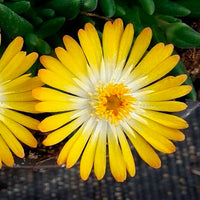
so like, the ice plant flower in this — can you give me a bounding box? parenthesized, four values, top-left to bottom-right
(0, 35, 43, 169)
(33, 18, 192, 182)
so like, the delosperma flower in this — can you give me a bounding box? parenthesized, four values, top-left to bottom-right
(0, 35, 43, 168)
(32, 18, 192, 182)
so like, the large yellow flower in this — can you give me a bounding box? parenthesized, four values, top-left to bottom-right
(0, 35, 43, 168)
(33, 18, 191, 182)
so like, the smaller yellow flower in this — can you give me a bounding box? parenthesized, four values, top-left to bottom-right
(33, 19, 191, 182)
(0, 35, 43, 168)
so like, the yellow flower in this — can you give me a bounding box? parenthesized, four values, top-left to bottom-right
(33, 18, 192, 182)
(0, 35, 43, 169)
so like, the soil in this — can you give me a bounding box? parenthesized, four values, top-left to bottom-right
(179, 20, 200, 100)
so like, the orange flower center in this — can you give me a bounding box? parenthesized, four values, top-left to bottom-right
(94, 83, 134, 124)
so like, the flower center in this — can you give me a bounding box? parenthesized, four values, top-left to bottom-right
(94, 83, 135, 124)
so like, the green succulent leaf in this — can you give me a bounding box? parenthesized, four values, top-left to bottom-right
(0, 3, 33, 38)
(154, 0, 191, 17)
(138, 0, 155, 15)
(99, 0, 116, 17)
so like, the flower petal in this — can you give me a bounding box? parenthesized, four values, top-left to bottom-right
(42, 117, 85, 145)
(80, 121, 103, 180)
(108, 126, 127, 182)
(1, 76, 44, 93)
(40, 55, 75, 79)
(134, 101, 187, 112)
(122, 121, 161, 168)
(39, 110, 80, 132)
(0, 135, 14, 167)
(103, 19, 123, 79)
(0, 114, 37, 148)
(138, 74, 187, 93)
(1, 91, 35, 101)
(129, 55, 180, 91)
(130, 43, 165, 80)
(131, 113, 185, 141)
(0, 101, 39, 113)
(57, 127, 83, 166)
(135, 108, 188, 129)
(113, 23, 134, 80)
(37, 69, 81, 96)
(131, 43, 174, 80)
(129, 116, 176, 154)
(115, 126, 136, 177)
(66, 117, 96, 168)
(78, 23, 102, 71)
(0, 37, 23, 72)
(0, 51, 26, 82)
(0, 121, 24, 158)
(0, 107, 39, 130)
(94, 122, 107, 180)
(55, 47, 87, 78)
(124, 27, 152, 71)
(137, 85, 192, 101)
(63, 35, 88, 72)
(35, 101, 77, 112)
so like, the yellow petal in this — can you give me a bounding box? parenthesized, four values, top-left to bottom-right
(0, 74, 30, 92)
(33, 87, 85, 105)
(0, 121, 24, 158)
(37, 69, 80, 95)
(139, 74, 187, 93)
(0, 158, 2, 169)
(129, 55, 180, 91)
(55, 47, 87, 78)
(63, 35, 88, 72)
(122, 122, 161, 168)
(131, 43, 174, 80)
(129, 117, 176, 153)
(0, 114, 37, 148)
(32, 87, 71, 101)
(0, 135, 14, 167)
(0, 101, 39, 113)
(138, 85, 192, 101)
(39, 110, 79, 132)
(35, 101, 77, 112)
(116, 23, 134, 69)
(1, 75, 43, 93)
(80, 121, 102, 180)
(132, 113, 185, 141)
(1, 91, 35, 101)
(0, 107, 39, 130)
(42, 117, 84, 146)
(0, 51, 26, 82)
(113, 23, 134, 80)
(134, 101, 187, 112)
(94, 122, 107, 180)
(116, 127, 135, 177)
(78, 24, 102, 71)
(40, 55, 75, 80)
(136, 108, 188, 129)
(14, 77, 43, 93)
(130, 43, 165, 79)
(0, 37, 23, 72)
(1, 52, 38, 81)
(108, 129, 127, 182)
(11, 52, 38, 80)
(124, 27, 152, 71)
(66, 118, 96, 168)
(57, 128, 82, 166)
(103, 19, 123, 72)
